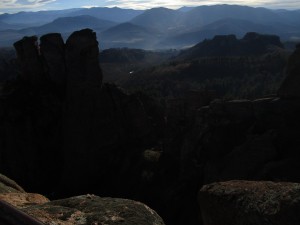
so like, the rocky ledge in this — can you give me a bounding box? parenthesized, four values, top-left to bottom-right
(199, 180, 300, 225)
(0, 173, 165, 225)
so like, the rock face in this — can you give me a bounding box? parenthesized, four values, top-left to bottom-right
(13, 36, 44, 85)
(0, 173, 49, 209)
(0, 29, 164, 200)
(40, 33, 66, 86)
(0, 173, 25, 193)
(278, 44, 300, 98)
(0, 174, 165, 225)
(155, 47, 300, 224)
(1, 30, 300, 225)
(198, 180, 300, 225)
(24, 195, 165, 225)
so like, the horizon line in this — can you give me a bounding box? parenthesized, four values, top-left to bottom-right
(1, 4, 299, 15)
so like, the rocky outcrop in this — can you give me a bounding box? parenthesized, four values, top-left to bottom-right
(13, 36, 44, 85)
(24, 195, 165, 225)
(0, 174, 165, 225)
(198, 180, 300, 225)
(278, 44, 300, 98)
(0, 173, 25, 193)
(1, 30, 299, 225)
(0, 173, 49, 209)
(0, 29, 164, 201)
(40, 33, 66, 86)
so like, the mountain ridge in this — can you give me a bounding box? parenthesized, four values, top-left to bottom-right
(0, 5, 299, 48)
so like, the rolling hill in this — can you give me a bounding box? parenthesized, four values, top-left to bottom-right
(100, 22, 159, 49)
(68, 7, 144, 23)
(0, 15, 116, 46)
(27, 15, 116, 34)
(131, 7, 183, 32)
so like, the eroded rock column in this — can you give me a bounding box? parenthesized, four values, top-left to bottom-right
(40, 33, 66, 86)
(61, 29, 104, 194)
(13, 36, 44, 85)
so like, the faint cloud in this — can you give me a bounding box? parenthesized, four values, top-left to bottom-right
(0, 0, 56, 9)
(81, 5, 99, 8)
(103, 0, 300, 9)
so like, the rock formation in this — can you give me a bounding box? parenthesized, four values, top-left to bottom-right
(0, 29, 164, 203)
(199, 180, 300, 225)
(13, 36, 44, 85)
(1, 29, 300, 225)
(0, 173, 165, 225)
(40, 33, 66, 86)
(24, 195, 165, 225)
(0, 173, 25, 193)
(277, 44, 300, 98)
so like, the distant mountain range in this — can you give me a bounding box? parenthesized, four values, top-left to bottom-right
(177, 32, 284, 60)
(0, 5, 300, 49)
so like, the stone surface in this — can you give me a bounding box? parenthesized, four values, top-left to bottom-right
(40, 33, 66, 86)
(65, 28, 102, 87)
(0, 173, 165, 225)
(0, 173, 25, 193)
(198, 180, 300, 225)
(278, 44, 300, 98)
(0, 193, 49, 208)
(23, 195, 165, 225)
(13, 36, 44, 85)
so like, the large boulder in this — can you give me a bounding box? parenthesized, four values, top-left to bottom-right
(0, 173, 165, 225)
(198, 180, 300, 225)
(23, 195, 165, 225)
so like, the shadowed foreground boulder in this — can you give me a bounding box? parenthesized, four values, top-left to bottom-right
(23, 195, 165, 225)
(0, 174, 165, 225)
(198, 180, 300, 225)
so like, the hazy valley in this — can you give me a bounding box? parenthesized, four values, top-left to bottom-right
(1, 5, 300, 49)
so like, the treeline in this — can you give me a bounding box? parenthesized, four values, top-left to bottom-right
(121, 53, 288, 100)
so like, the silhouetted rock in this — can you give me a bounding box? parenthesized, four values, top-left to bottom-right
(241, 32, 283, 53)
(65, 28, 102, 86)
(178, 32, 283, 59)
(199, 180, 300, 225)
(278, 44, 300, 98)
(0, 29, 164, 202)
(61, 29, 104, 192)
(40, 33, 66, 86)
(3, 29, 298, 225)
(13, 36, 44, 85)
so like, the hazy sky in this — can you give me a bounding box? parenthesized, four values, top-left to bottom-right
(1, 0, 300, 14)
